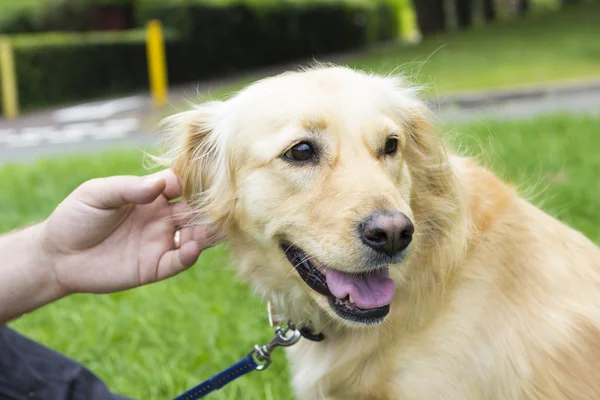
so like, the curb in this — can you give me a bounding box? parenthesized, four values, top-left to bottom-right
(429, 78, 600, 109)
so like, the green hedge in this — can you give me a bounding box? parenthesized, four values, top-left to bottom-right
(2, 30, 178, 110)
(1, 1, 398, 111)
(138, 1, 397, 79)
(0, 0, 135, 34)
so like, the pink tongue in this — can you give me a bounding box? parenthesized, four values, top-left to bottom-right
(325, 268, 396, 309)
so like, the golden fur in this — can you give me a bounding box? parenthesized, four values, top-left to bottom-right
(156, 65, 600, 399)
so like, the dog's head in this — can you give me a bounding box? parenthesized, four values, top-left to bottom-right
(161, 66, 462, 332)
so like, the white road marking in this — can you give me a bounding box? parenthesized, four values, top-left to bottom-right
(22, 126, 58, 136)
(51, 122, 99, 143)
(0, 128, 17, 137)
(0, 118, 141, 147)
(0, 133, 20, 144)
(52, 96, 145, 123)
(0, 131, 17, 143)
(8, 132, 44, 147)
(48, 134, 85, 144)
(103, 118, 140, 131)
(94, 131, 128, 140)
(97, 118, 140, 138)
(63, 122, 99, 131)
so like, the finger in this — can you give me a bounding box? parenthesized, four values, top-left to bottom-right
(169, 200, 224, 246)
(79, 175, 167, 209)
(150, 169, 183, 201)
(199, 224, 225, 248)
(156, 241, 202, 279)
(180, 222, 224, 250)
(169, 200, 199, 227)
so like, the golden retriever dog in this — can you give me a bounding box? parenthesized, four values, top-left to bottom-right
(156, 65, 600, 399)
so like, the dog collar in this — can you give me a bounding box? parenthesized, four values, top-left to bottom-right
(268, 301, 325, 342)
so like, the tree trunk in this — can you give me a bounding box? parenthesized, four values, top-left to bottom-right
(414, 0, 447, 34)
(455, 0, 473, 28)
(517, 0, 530, 14)
(483, 0, 496, 21)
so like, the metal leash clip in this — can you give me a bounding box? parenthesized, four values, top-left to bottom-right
(247, 322, 302, 371)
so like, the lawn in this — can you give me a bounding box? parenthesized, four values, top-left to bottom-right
(2, 1, 599, 398)
(334, 2, 597, 94)
(348, 1, 600, 94)
(3, 112, 600, 399)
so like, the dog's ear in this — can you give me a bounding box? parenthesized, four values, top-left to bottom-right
(404, 107, 449, 184)
(158, 101, 235, 226)
(380, 75, 466, 265)
(377, 75, 450, 189)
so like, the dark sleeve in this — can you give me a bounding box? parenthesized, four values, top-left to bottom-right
(0, 326, 135, 400)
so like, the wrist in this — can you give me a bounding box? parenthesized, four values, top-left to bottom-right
(0, 221, 68, 324)
(33, 220, 69, 295)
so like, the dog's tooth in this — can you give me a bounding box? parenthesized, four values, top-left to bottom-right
(349, 295, 355, 304)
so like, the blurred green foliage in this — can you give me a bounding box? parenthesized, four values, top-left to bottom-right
(0, 0, 397, 111)
(0, 0, 396, 34)
(3, 29, 180, 110)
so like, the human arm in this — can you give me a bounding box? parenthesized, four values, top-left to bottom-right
(0, 170, 221, 325)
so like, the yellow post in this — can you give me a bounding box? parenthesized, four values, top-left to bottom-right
(397, 0, 420, 42)
(146, 19, 168, 108)
(0, 37, 19, 120)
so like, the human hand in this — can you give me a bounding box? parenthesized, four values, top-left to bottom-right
(40, 169, 222, 295)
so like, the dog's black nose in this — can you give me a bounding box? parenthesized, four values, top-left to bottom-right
(358, 211, 414, 257)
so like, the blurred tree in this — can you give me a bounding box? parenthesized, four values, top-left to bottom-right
(414, 0, 446, 33)
(444, 0, 496, 30)
(561, 0, 582, 5)
(415, 0, 496, 35)
(456, 0, 473, 28)
(517, 0, 530, 14)
(483, 0, 496, 22)
(37, 0, 134, 31)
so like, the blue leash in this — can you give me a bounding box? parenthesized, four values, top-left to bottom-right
(173, 324, 303, 400)
(173, 356, 258, 400)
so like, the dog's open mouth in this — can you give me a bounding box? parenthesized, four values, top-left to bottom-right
(281, 243, 395, 324)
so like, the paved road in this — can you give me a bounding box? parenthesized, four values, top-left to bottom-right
(0, 132, 160, 164)
(0, 94, 160, 164)
(435, 86, 600, 122)
(1, 84, 599, 164)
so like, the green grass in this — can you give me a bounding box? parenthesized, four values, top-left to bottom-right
(246, 1, 600, 96)
(4, 113, 600, 399)
(444, 114, 600, 241)
(349, 1, 600, 94)
(1, 151, 289, 400)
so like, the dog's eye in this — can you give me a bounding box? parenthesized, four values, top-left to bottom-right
(283, 142, 317, 162)
(384, 138, 398, 155)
